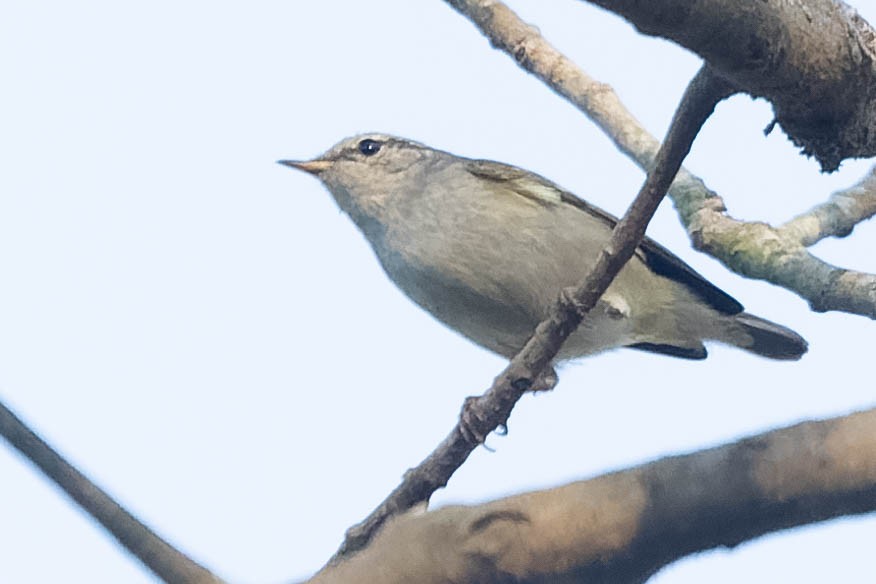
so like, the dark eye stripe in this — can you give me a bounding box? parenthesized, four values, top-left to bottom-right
(358, 138, 382, 156)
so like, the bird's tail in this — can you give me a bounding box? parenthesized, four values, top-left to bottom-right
(724, 312, 808, 360)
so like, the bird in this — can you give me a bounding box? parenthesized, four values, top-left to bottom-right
(279, 133, 807, 365)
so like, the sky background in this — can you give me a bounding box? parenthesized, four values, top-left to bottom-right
(1, 1, 875, 582)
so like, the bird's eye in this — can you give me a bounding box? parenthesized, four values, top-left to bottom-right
(358, 138, 382, 156)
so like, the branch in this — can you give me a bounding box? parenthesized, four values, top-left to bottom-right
(0, 398, 224, 584)
(584, 0, 876, 172)
(780, 165, 876, 246)
(444, 0, 876, 318)
(687, 177, 876, 316)
(308, 407, 876, 584)
(329, 66, 735, 562)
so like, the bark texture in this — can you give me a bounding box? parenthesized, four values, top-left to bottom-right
(586, 0, 876, 171)
(0, 401, 224, 584)
(310, 409, 876, 584)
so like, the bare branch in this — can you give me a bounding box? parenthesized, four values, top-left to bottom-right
(0, 398, 225, 584)
(444, 0, 664, 171)
(780, 165, 876, 246)
(690, 196, 876, 316)
(583, 0, 876, 171)
(444, 0, 876, 319)
(330, 66, 735, 562)
(310, 407, 876, 584)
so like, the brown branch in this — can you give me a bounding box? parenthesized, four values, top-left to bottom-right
(584, 0, 876, 172)
(445, 0, 665, 172)
(308, 407, 876, 584)
(329, 65, 735, 562)
(444, 0, 876, 319)
(0, 398, 224, 584)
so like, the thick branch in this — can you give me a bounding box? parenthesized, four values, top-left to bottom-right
(584, 0, 876, 171)
(0, 399, 224, 584)
(309, 407, 876, 584)
(330, 66, 734, 562)
(444, 0, 876, 318)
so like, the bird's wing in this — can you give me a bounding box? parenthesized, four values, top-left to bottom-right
(465, 159, 743, 315)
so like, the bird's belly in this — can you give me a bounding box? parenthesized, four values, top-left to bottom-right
(394, 267, 536, 357)
(376, 244, 635, 359)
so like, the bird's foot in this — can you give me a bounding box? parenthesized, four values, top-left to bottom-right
(530, 366, 558, 393)
(459, 396, 497, 446)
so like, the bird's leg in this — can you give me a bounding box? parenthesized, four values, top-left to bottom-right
(459, 395, 493, 446)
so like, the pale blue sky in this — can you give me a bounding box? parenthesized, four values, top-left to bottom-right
(1, 2, 875, 582)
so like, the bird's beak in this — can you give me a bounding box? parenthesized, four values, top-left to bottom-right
(277, 159, 332, 175)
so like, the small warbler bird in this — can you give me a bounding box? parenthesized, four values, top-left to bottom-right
(280, 134, 807, 363)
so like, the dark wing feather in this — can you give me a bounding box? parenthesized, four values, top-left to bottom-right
(465, 159, 744, 316)
(627, 342, 708, 360)
(558, 190, 743, 315)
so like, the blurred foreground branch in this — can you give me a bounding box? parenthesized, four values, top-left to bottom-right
(0, 399, 224, 584)
(5, 398, 876, 584)
(311, 407, 876, 584)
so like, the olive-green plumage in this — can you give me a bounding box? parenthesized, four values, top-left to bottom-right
(281, 134, 807, 362)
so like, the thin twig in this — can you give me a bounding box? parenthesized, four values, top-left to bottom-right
(0, 398, 224, 584)
(779, 165, 876, 246)
(310, 407, 876, 584)
(328, 65, 736, 563)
